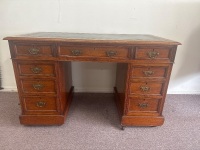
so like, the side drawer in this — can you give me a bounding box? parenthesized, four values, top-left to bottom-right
(130, 65, 168, 79)
(17, 61, 56, 76)
(129, 82, 164, 96)
(20, 79, 57, 94)
(58, 45, 129, 60)
(134, 47, 170, 60)
(21, 96, 60, 115)
(13, 42, 55, 58)
(127, 97, 161, 116)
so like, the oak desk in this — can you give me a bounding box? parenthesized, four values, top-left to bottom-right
(4, 32, 180, 128)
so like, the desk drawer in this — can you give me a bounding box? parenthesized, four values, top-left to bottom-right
(129, 82, 164, 96)
(22, 96, 59, 115)
(59, 46, 129, 59)
(134, 47, 170, 60)
(127, 97, 160, 116)
(20, 79, 57, 94)
(14, 42, 54, 58)
(17, 61, 56, 76)
(131, 65, 168, 79)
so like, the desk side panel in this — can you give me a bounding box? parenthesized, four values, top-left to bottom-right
(115, 63, 128, 117)
(58, 61, 73, 115)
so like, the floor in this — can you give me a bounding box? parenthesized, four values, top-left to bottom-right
(0, 92, 200, 150)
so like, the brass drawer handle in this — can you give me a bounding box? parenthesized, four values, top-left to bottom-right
(33, 83, 44, 90)
(71, 50, 81, 56)
(138, 103, 148, 108)
(36, 101, 46, 107)
(143, 70, 154, 76)
(106, 51, 117, 57)
(147, 51, 159, 59)
(31, 67, 42, 74)
(28, 48, 40, 55)
(140, 86, 150, 92)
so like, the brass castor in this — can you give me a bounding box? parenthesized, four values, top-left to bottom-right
(121, 126, 125, 130)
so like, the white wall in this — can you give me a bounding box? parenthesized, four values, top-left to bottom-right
(0, 0, 200, 94)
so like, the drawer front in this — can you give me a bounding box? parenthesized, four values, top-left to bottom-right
(22, 96, 59, 115)
(131, 66, 168, 78)
(17, 62, 55, 76)
(127, 97, 160, 116)
(14, 43, 54, 57)
(129, 82, 164, 96)
(20, 79, 57, 94)
(59, 46, 129, 59)
(135, 47, 170, 60)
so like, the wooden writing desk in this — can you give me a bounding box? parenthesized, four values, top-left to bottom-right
(4, 32, 180, 128)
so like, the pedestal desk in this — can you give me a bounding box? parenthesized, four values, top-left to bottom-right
(4, 32, 180, 128)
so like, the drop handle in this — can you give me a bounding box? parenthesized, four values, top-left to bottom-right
(28, 48, 40, 55)
(138, 103, 148, 108)
(147, 51, 159, 59)
(143, 70, 154, 76)
(140, 86, 150, 92)
(71, 50, 81, 56)
(36, 101, 46, 108)
(31, 67, 42, 74)
(32, 83, 44, 90)
(106, 51, 117, 57)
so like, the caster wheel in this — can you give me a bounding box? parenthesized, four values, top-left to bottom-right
(121, 126, 125, 130)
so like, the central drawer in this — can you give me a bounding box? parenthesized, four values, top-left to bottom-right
(20, 79, 57, 94)
(58, 45, 129, 60)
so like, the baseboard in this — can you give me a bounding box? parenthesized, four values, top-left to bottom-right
(1, 86, 200, 94)
(73, 87, 200, 94)
(0, 87, 17, 92)
(74, 87, 114, 93)
(167, 90, 200, 94)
